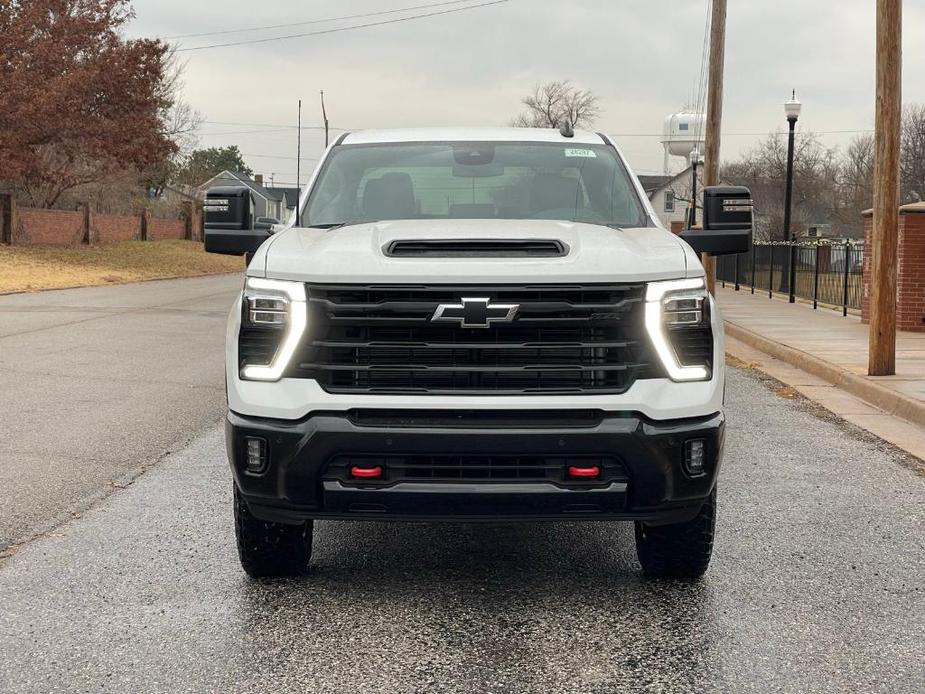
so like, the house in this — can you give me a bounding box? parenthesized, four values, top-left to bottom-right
(266, 187, 301, 222)
(637, 166, 703, 233)
(198, 171, 287, 221)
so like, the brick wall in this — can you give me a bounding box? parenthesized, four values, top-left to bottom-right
(16, 208, 84, 245)
(862, 203, 925, 332)
(0, 199, 193, 246)
(95, 213, 140, 243)
(897, 206, 925, 331)
(147, 217, 185, 241)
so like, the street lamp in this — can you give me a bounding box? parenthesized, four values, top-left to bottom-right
(783, 90, 802, 302)
(689, 149, 703, 228)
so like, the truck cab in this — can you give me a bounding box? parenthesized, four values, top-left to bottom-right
(206, 127, 752, 579)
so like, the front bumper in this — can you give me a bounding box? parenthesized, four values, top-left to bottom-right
(227, 410, 724, 524)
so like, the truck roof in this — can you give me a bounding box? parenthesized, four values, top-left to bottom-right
(340, 127, 606, 146)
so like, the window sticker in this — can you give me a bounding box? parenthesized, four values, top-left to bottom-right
(564, 148, 597, 158)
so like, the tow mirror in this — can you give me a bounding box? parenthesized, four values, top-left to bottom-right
(679, 186, 753, 256)
(203, 186, 271, 256)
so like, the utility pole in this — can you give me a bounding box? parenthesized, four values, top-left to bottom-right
(702, 0, 727, 295)
(869, 0, 902, 376)
(296, 99, 302, 198)
(320, 90, 330, 148)
(689, 149, 703, 228)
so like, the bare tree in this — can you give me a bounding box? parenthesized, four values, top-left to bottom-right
(901, 103, 925, 202)
(838, 133, 874, 227)
(145, 47, 203, 196)
(511, 81, 600, 130)
(722, 133, 842, 240)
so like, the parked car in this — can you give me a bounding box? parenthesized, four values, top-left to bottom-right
(204, 127, 752, 579)
(253, 216, 279, 231)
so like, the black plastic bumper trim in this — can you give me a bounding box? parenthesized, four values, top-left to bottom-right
(226, 409, 724, 523)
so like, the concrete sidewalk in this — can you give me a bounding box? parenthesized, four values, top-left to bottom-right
(716, 286, 925, 458)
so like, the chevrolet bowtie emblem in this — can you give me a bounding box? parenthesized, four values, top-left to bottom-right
(431, 297, 519, 329)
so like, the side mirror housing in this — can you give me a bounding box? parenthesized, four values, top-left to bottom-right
(203, 186, 270, 256)
(679, 186, 753, 256)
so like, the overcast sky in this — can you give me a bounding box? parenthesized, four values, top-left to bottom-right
(129, 0, 925, 187)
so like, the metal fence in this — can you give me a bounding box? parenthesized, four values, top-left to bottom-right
(716, 241, 865, 316)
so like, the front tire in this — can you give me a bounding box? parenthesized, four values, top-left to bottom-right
(635, 490, 716, 579)
(234, 486, 313, 578)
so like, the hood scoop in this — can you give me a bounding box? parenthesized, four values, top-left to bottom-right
(384, 238, 569, 258)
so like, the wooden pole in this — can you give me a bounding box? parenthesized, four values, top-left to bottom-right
(702, 0, 727, 295)
(869, 0, 902, 376)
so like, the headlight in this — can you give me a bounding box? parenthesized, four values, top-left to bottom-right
(239, 277, 307, 382)
(644, 278, 712, 382)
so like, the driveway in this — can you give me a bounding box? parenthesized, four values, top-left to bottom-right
(0, 367, 921, 693)
(0, 275, 242, 551)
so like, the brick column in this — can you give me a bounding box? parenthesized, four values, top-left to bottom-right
(139, 208, 150, 241)
(897, 203, 925, 331)
(78, 202, 94, 245)
(862, 210, 872, 323)
(862, 202, 925, 332)
(182, 200, 203, 241)
(0, 193, 13, 244)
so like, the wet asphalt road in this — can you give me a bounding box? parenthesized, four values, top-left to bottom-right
(0, 275, 242, 551)
(0, 369, 922, 693)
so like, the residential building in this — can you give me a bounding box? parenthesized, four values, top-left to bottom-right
(637, 166, 703, 232)
(198, 171, 287, 221)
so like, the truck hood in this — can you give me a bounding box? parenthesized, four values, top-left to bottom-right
(255, 219, 698, 284)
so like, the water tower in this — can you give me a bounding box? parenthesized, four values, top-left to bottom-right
(661, 111, 706, 173)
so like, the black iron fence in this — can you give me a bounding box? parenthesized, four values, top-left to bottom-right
(716, 241, 865, 316)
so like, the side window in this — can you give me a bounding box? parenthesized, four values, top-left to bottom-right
(665, 190, 675, 213)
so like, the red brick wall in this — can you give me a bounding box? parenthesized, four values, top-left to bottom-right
(147, 218, 185, 241)
(862, 213, 872, 323)
(95, 213, 140, 243)
(897, 208, 925, 331)
(16, 208, 84, 245)
(862, 204, 925, 332)
(7, 204, 188, 246)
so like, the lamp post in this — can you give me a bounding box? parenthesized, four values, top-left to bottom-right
(689, 149, 703, 228)
(783, 91, 802, 302)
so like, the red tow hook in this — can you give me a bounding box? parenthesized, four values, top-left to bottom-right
(350, 466, 384, 480)
(567, 465, 601, 479)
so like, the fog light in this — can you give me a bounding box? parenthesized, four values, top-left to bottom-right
(244, 437, 268, 474)
(684, 439, 706, 477)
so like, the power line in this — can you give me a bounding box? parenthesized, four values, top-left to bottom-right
(175, 0, 510, 52)
(243, 152, 320, 162)
(201, 120, 348, 131)
(198, 128, 293, 137)
(164, 0, 481, 39)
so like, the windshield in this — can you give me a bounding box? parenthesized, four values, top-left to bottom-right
(302, 141, 649, 228)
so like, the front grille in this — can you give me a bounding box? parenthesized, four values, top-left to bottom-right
(325, 454, 628, 486)
(289, 284, 657, 394)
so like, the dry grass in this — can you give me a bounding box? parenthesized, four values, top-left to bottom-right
(0, 240, 244, 293)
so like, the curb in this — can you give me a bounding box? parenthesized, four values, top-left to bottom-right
(724, 321, 925, 429)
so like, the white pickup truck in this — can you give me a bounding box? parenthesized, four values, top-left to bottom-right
(204, 127, 752, 579)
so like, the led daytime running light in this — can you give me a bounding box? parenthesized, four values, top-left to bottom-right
(644, 278, 710, 382)
(240, 278, 307, 382)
